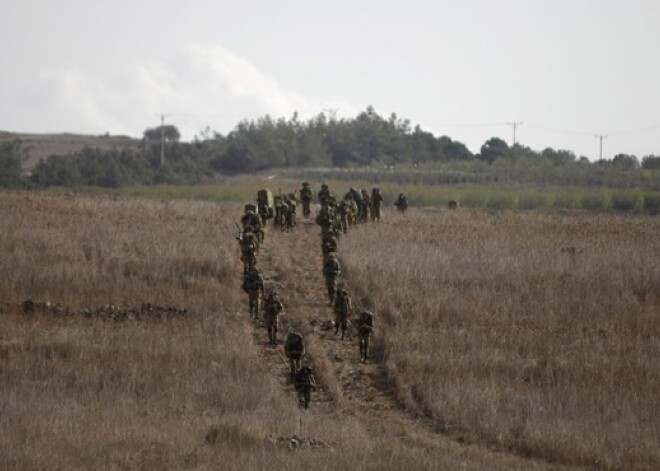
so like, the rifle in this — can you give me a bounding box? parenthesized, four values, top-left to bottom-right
(234, 220, 243, 241)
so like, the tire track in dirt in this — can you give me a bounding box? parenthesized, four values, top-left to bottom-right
(248, 215, 570, 469)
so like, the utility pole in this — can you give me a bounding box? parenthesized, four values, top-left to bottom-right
(154, 113, 170, 166)
(507, 121, 523, 146)
(594, 134, 608, 160)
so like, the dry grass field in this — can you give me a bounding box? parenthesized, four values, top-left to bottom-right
(340, 209, 660, 470)
(1, 188, 658, 470)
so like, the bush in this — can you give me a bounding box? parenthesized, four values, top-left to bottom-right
(611, 191, 643, 211)
(516, 192, 551, 210)
(553, 192, 581, 210)
(643, 192, 660, 212)
(580, 192, 611, 211)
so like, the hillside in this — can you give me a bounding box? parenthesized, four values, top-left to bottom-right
(0, 130, 140, 171)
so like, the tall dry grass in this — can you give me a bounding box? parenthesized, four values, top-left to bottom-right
(1, 190, 562, 470)
(340, 208, 660, 470)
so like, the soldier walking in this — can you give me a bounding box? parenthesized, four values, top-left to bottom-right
(242, 265, 264, 319)
(357, 310, 375, 363)
(322, 252, 341, 303)
(294, 366, 316, 409)
(333, 287, 353, 340)
(263, 290, 284, 345)
(284, 331, 305, 374)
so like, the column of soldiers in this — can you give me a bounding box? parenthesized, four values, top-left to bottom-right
(237, 184, 407, 409)
(237, 192, 317, 409)
(316, 183, 376, 362)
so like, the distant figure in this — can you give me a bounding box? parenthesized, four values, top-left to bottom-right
(294, 366, 316, 409)
(300, 182, 313, 217)
(263, 290, 284, 345)
(357, 310, 375, 363)
(333, 287, 353, 340)
(394, 193, 408, 213)
(371, 187, 383, 222)
(448, 200, 460, 210)
(242, 265, 264, 319)
(322, 252, 341, 303)
(284, 331, 305, 374)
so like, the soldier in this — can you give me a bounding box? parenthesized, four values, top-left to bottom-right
(317, 184, 332, 207)
(316, 205, 335, 237)
(333, 287, 353, 340)
(294, 366, 316, 409)
(321, 234, 338, 257)
(300, 182, 313, 217)
(242, 265, 264, 319)
(239, 227, 259, 275)
(360, 189, 370, 223)
(285, 195, 297, 231)
(274, 195, 284, 228)
(242, 208, 265, 243)
(284, 331, 305, 374)
(395, 193, 408, 213)
(263, 290, 284, 345)
(322, 252, 341, 303)
(371, 187, 383, 222)
(357, 310, 375, 363)
(336, 200, 349, 234)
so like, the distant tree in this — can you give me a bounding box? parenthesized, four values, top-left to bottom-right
(541, 147, 576, 166)
(612, 153, 640, 170)
(642, 155, 660, 170)
(0, 140, 23, 187)
(143, 125, 181, 144)
(478, 137, 509, 164)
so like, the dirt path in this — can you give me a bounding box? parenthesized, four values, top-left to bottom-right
(249, 215, 571, 469)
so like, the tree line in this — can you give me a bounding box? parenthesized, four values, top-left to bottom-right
(2, 106, 659, 188)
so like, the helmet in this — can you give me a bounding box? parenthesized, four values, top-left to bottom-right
(302, 181, 310, 187)
(321, 184, 328, 189)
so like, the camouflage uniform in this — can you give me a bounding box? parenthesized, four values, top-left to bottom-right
(242, 266, 264, 319)
(300, 183, 313, 217)
(336, 200, 349, 234)
(322, 253, 341, 303)
(284, 331, 305, 374)
(395, 193, 408, 213)
(285, 196, 296, 231)
(263, 292, 284, 345)
(348, 188, 362, 222)
(333, 288, 352, 340)
(239, 228, 259, 274)
(360, 190, 371, 223)
(294, 366, 316, 409)
(274, 195, 284, 228)
(321, 234, 338, 257)
(316, 206, 335, 238)
(242, 210, 265, 243)
(371, 188, 383, 222)
(357, 310, 374, 362)
(317, 184, 332, 207)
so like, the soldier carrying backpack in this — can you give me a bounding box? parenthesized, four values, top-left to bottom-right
(263, 290, 284, 345)
(357, 310, 375, 363)
(284, 331, 305, 374)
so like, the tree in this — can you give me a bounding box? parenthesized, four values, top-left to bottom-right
(642, 155, 660, 170)
(478, 137, 509, 164)
(0, 140, 23, 187)
(612, 153, 640, 170)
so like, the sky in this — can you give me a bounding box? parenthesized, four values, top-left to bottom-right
(1, 0, 659, 160)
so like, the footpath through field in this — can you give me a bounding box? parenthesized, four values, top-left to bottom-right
(251, 213, 571, 470)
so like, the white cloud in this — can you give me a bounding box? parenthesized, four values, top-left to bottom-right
(1, 43, 358, 140)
